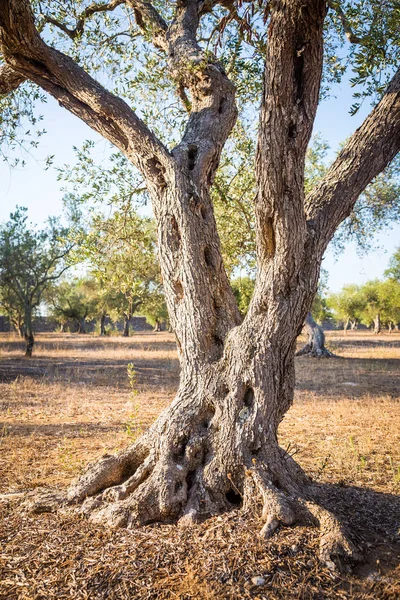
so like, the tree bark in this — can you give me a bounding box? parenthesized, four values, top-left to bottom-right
(24, 305, 34, 357)
(373, 314, 381, 335)
(78, 318, 87, 334)
(350, 320, 357, 330)
(100, 313, 106, 336)
(123, 314, 130, 337)
(296, 313, 334, 358)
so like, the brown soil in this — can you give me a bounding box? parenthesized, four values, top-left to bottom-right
(0, 331, 399, 599)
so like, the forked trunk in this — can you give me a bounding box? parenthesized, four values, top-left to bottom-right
(350, 320, 357, 330)
(296, 313, 334, 358)
(388, 321, 393, 334)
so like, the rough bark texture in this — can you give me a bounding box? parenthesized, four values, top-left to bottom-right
(296, 313, 334, 358)
(2, 0, 400, 572)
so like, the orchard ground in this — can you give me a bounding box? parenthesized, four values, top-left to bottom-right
(0, 330, 399, 599)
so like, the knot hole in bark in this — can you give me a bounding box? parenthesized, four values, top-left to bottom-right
(146, 156, 166, 186)
(197, 203, 207, 220)
(218, 97, 226, 114)
(204, 246, 214, 267)
(225, 489, 242, 506)
(167, 215, 181, 255)
(288, 122, 297, 139)
(243, 386, 254, 408)
(173, 435, 189, 462)
(173, 280, 184, 300)
(188, 144, 198, 171)
(294, 43, 305, 101)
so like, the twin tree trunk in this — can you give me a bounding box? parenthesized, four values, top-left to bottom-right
(2, 0, 399, 572)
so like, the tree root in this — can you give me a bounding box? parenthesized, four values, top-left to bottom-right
(243, 463, 360, 573)
(23, 432, 360, 573)
(295, 343, 336, 358)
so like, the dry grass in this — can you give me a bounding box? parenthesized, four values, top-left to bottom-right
(0, 331, 399, 599)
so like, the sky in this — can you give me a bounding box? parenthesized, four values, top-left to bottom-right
(0, 74, 399, 294)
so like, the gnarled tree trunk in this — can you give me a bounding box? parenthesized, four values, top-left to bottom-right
(296, 313, 334, 358)
(2, 0, 400, 573)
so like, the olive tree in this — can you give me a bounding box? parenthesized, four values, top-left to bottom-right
(1, 0, 399, 570)
(0, 207, 73, 355)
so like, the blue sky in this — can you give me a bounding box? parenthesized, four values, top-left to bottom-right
(0, 75, 398, 293)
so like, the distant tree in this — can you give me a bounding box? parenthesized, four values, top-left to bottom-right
(327, 285, 366, 331)
(377, 278, 400, 331)
(0, 285, 24, 337)
(47, 278, 98, 334)
(139, 288, 169, 331)
(297, 270, 334, 357)
(0, 207, 73, 355)
(77, 209, 161, 337)
(385, 246, 400, 282)
(358, 280, 383, 334)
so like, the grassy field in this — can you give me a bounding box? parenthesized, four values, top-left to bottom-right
(0, 330, 399, 599)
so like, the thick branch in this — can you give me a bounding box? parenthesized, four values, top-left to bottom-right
(307, 67, 400, 256)
(0, 0, 173, 187)
(0, 61, 25, 94)
(254, 0, 326, 284)
(127, 0, 168, 51)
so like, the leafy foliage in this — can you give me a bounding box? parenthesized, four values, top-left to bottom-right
(0, 207, 73, 351)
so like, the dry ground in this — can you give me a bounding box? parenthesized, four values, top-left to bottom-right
(0, 330, 399, 599)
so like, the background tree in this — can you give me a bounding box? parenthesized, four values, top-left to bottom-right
(0, 285, 25, 337)
(1, 0, 400, 570)
(76, 208, 161, 337)
(385, 246, 400, 281)
(0, 207, 73, 355)
(327, 284, 366, 331)
(47, 278, 98, 333)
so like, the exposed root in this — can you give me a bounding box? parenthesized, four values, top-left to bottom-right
(296, 343, 336, 358)
(23, 488, 67, 514)
(306, 500, 361, 572)
(247, 467, 296, 539)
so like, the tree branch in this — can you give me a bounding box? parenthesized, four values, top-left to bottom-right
(254, 0, 326, 283)
(0, 61, 25, 94)
(306, 67, 400, 256)
(327, 0, 367, 46)
(42, 0, 126, 41)
(126, 0, 168, 51)
(0, 0, 173, 187)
